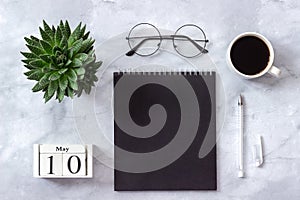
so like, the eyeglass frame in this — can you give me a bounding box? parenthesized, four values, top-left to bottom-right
(126, 23, 209, 58)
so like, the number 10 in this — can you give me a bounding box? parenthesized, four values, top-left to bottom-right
(48, 155, 82, 175)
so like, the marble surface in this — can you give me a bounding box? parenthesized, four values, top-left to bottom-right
(1, 0, 300, 199)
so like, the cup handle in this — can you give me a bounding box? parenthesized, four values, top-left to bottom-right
(268, 66, 281, 77)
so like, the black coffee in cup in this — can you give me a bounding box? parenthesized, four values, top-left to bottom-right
(230, 36, 270, 75)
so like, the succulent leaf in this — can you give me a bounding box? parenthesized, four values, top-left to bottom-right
(24, 70, 35, 77)
(80, 25, 86, 38)
(26, 45, 45, 55)
(58, 68, 68, 74)
(70, 38, 83, 56)
(39, 73, 51, 86)
(39, 27, 53, 44)
(55, 26, 62, 45)
(52, 25, 56, 33)
(44, 90, 55, 103)
(64, 21, 71, 39)
(82, 31, 90, 40)
(49, 71, 61, 81)
(27, 70, 44, 80)
(22, 59, 34, 65)
(59, 20, 67, 38)
(27, 36, 43, 48)
(57, 88, 65, 102)
(21, 52, 38, 59)
(65, 60, 72, 67)
(59, 75, 68, 91)
(29, 59, 47, 68)
(67, 69, 77, 81)
(24, 37, 40, 47)
(43, 20, 54, 39)
(75, 67, 85, 76)
(69, 79, 78, 91)
(32, 82, 46, 92)
(68, 22, 81, 45)
(72, 58, 83, 68)
(40, 40, 52, 54)
(67, 87, 74, 98)
(48, 80, 58, 97)
(60, 36, 68, 48)
(79, 38, 93, 53)
(75, 53, 88, 62)
(24, 64, 35, 70)
(39, 54, 52, 63)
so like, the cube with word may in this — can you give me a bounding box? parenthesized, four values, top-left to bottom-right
(33, 144, 93, 178)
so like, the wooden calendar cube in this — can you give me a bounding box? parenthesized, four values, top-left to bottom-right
(40, 154, 63, 176)
(33, 144, 93, 178)
(62, 153, 86, 177)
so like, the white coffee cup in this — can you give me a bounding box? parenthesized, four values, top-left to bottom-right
(227, 32, 281, 79)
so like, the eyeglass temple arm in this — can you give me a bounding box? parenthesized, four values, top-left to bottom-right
(126, 37, 159, 56)
(126, 35, 208, 56)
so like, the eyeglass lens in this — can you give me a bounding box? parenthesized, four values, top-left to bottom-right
(127, 23, 162, 56)
(173, 24, 207, 58)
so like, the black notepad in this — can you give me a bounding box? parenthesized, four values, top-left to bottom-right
(114, 71, 216, 191)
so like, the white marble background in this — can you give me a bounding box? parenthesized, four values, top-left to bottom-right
(0, 0, 300, 199)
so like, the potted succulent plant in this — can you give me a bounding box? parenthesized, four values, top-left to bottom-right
(21, 20, 102, 103)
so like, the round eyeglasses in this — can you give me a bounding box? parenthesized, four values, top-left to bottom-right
(126, 23, 209, 58)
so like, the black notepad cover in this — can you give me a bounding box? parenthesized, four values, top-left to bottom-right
(114, 72, 216, 191)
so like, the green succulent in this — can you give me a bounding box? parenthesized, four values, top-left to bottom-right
(21, 20, 102, 103)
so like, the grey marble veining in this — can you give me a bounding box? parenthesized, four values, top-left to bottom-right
(0, 0, 300, 199)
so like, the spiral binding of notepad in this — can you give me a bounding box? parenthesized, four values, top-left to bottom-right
(115, 69, 214, 76)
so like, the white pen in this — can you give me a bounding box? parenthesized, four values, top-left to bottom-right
(238, 94, 245, 178)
